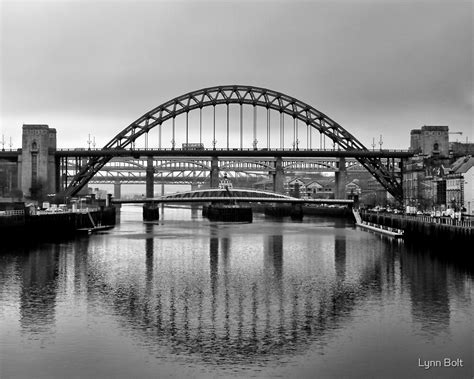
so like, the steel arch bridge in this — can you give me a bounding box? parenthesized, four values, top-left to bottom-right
(64, 85, 404, 202)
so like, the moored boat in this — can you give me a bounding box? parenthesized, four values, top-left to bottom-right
(353, 209, 404, 238)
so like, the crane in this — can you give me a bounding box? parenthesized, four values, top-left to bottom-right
(449, 131, 463, 142)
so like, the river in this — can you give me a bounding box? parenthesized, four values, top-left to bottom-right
(1, 206, 472, 378)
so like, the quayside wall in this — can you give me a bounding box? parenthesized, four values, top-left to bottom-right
(0, 212, 25, 234)
(252, 204, 353, 218)
(0, 207, 116, 238)
(359, 211, 473, 245)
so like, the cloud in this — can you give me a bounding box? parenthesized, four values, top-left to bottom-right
(1, 0, 472, 148)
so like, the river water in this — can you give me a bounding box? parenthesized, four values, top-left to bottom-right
(1, 206, 472, 378)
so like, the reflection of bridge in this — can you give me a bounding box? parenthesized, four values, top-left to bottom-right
(84, 223, 385, 364)
(4, 223, 457, 373)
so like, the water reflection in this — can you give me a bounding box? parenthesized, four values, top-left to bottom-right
(0, 215, 472, 377)
(80, 225, 386, 364)
(402, 246, 451, 336)
(334, 235, 346, 282)
(18, 244, 60, 341)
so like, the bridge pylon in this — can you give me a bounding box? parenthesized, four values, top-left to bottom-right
(210, 157, 219, 188)
(335, 157, 347, 199)
(143, 157, 159, 221)
(273, 157, 285, 194)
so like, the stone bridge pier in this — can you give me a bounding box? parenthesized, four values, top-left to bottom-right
(273, 157, 284, 194)
(143, 157, 159, 221)
(335, 157, 347, 199)
(210, 156, 219, 188)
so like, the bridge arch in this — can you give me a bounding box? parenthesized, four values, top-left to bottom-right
(220, 160, 274, 171)
(153, 160, 210, 171)
(283, 161, 334, 171)
(65, 85, 403, 202)
(159, 188, 297, 201)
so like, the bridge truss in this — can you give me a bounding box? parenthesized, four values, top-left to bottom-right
(61, 156, 368, 186)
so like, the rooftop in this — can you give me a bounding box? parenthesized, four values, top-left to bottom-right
(450, 156, 474, 174)
(421, 125, 449, 132)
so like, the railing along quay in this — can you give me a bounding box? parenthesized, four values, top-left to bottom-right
(0, 209, 25, 217)
(360, 210, 473, 245)
(364, 211, 474, 229)
(399, 214, 473, 228)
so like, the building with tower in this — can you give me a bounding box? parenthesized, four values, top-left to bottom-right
(19, 125, 57, 199)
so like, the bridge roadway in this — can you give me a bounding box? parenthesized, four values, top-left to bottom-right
(54, 147, 413, 158)
(0, 147, 413, 159)
(115, 197, 353, 205)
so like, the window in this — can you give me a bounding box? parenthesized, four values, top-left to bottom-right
(31, 153, 37, 186)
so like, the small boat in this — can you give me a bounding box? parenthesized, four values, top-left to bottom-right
(77, 225, 115, 234)
(353, 209, 404, 238)
(77, 211, 115, 234)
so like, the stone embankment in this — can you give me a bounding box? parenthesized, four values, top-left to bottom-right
(0, 207, 116, 239)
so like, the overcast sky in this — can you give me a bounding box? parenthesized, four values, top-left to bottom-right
(1, 0, 472, 150)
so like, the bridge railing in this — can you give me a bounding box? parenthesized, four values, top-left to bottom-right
(56, 147, 412, 153)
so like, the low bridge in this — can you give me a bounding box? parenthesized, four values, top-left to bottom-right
(113, 188, 353, 206)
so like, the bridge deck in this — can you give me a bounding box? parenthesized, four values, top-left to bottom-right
(53, 148, 413, 158)
(113, 197, 354, 205)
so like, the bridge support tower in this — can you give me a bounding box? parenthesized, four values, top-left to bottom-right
(335, 157, 347, 199)
(143, 202, 159, 221)
(210, 156, 219, 189)
(143, 157, 159, 221)
(273, 157, 285, 194)
(19, 125, 57, 198)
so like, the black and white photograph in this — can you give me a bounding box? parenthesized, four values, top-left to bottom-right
(0, 0, 472, 378)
